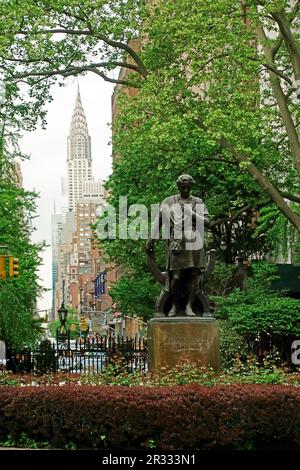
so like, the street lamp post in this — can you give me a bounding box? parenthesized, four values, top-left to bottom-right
(56, 281, 70, 349)
(56, 302, 70, 350)
(58, 303, 68, 331)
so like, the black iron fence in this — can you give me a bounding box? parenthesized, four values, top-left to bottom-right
(6, 336, 148, 375)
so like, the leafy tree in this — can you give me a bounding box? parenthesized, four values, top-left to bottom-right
(109, 271, 161, 322)
(0, 0, 299, 317)
(0, 0, 299, 229)
(0, 0, 146, 130)
(0, 152, 44, 350)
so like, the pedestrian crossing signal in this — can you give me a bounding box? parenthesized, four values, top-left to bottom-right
(9, 257, 19, 277)
(0, 256, 6, 280)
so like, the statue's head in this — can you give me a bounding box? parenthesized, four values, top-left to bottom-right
(176, 174, 194, 186)
(176, 174, 194, 197)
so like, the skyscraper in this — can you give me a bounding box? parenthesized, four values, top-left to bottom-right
(51, 85, 116, 325)
(60, 176, 68, 223)
(67, 85, 92, 212)
(51, 210, 63, 320)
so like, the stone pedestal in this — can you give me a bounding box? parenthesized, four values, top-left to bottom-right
(148, 317, 220, 372)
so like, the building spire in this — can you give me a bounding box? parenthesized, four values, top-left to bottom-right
(69, 83, 87, 133)
(75, 80, 82, 108)
(67, 84, 92, 212)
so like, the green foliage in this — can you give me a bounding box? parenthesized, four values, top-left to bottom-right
(206, 262, 236, 297)
(215, 261, 300, 338)
(0, 433, 52, 449)
(256, 204, 300, 263)
(0, 0, 299, 323)
(109, 271, 161, 322)
(219, 320, 248, 369)
(0, 432, 77, 449)
(2, 359, 299, 387)
(0, 145, 43, 350)
(0, 372, 20, 386)
(146, 438, 157, 449)
(0, 0, 146, 129)
(95, 0, 298, 307)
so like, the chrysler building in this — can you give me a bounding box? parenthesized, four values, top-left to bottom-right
(67, 86, 92, 212)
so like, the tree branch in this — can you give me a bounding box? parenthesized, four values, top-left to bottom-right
(268, 2, 299, 59)
(85, 67, 131, 85)
(262, 63, 293, 86)
(210, 198, 270, 228)
(10, 63, 133, 86)
(200, 157, 239, 165)
(195, 116, 300, 232)
(271, 10, 300, 82)
(271, 35, 283, 60)
(248, 54, 292, 85)
(256, 24, 300, 177)
(279, 191, 300, 204)
(16, 27, 148, 79)
(3, 55, 141, 74)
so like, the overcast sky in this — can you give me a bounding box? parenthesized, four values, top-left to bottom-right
(20, 75, 114, 312)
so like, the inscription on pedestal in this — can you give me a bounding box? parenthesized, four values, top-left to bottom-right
(148, 318, 220, 372)
(163, 336, 211, 353)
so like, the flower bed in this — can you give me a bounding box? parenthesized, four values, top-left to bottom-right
(1, 361, 300, 387)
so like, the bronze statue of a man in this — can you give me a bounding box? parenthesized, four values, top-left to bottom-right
(146, 174, 210, 317)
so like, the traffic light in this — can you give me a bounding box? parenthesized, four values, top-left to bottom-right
(0, 256, 6, 280)
(80, 316, 88, 332)
(9, 257, 19, 277)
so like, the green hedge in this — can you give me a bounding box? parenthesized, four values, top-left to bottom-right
(1, 384, 300, 449)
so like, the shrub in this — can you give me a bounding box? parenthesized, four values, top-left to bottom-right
(214, 261, 300, 364)
(1, 385, 300, 449)
(219, 320, 248, 369)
